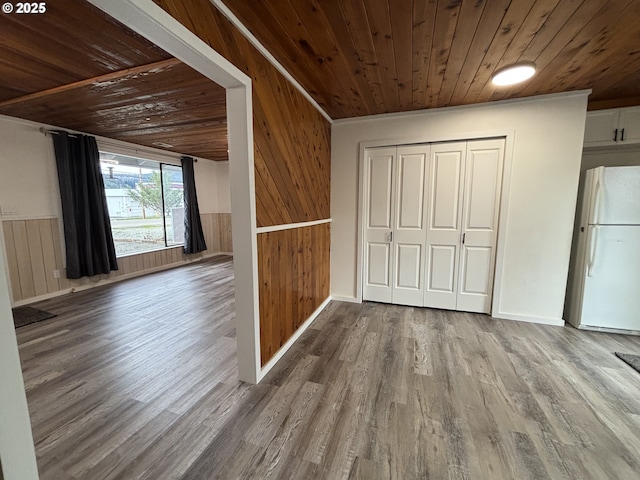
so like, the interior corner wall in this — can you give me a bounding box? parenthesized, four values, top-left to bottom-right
(0, 226, 39, 479)
(331, 93, 589, 323)
(194, 159, 231, 214)
(154, 0, 332, 367)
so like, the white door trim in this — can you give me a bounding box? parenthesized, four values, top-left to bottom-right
(87, 0, 261, 383)
(357, 129, 515, 319)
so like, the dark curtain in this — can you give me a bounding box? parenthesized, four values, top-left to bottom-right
(52, 132, 118, 279)
(181, 156, 207, 254)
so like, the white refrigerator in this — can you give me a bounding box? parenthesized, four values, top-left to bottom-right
(566, 166, 640, 333)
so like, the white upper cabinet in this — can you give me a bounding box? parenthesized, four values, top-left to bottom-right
(584, 106, 640, 147)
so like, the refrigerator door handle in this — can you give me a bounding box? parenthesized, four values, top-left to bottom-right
(590, 169, 603, 225)
(587, 225, 598, 277)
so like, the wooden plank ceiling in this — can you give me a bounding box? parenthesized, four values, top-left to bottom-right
(223, 0, 640, 118)
(0, 0, 228, 161)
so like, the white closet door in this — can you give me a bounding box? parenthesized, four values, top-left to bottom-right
(456, 138, 504, 313)
(363, 147, 396, 303)
(424, 142, 466, 310)
(392, 145, 429, 306)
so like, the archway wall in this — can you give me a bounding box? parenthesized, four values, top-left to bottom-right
(153, 0, 332, 371)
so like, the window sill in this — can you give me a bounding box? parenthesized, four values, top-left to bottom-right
(116, 244, 183, 259)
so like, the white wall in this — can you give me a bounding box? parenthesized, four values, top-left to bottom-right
(215, 162, 231, 213)
(194, 159, 231, 214)
(0, 118, 61, 219)
(0, 238, 39, 479)
(0, 115, 229, 219)
(331, 92, 589, 324)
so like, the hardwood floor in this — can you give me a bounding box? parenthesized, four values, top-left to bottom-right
(17, 257, 640, 479)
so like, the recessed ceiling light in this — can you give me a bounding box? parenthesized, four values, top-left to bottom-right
(491, 63, 536, 86)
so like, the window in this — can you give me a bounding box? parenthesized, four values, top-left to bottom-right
(100, 151, 184, 257)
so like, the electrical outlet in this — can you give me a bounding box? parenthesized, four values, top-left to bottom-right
(53, 270, 60, 279)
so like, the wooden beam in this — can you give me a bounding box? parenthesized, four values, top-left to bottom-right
(0, 58, 182, 109)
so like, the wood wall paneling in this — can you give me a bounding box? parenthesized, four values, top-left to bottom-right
(153, 0, 332, 367)
(2, 221, 23, 301)
(25, 220, 47, 297)
(201, 212, 233, 253)
(153, 0, 332, 227)
(2, 213, 231, 304)
(257, 223, 330, 365)
(12, 221, 36, 300)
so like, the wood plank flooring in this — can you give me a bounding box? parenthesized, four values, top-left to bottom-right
(17, 256, 640, 479)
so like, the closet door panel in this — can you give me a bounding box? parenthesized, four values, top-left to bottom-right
(363, 147, 396, 303)
(396, 244, 421, 289)
(424, 142, 466, 310)
(459, 246, 492, 294)
(457, 139, 505, 313)
(367, 243, 392, 286)
(431, 153, 462, 229)
(427, 245, 456, 292)
(392, 145, 429, 306)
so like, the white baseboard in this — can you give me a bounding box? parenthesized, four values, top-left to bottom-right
(330, 295, 361, 304)
(11, 252, 232, 307)
(576, 324, 640, 336)
(494, 311, 565, 327)
(258, 296, 332, 381)
(328, 297, 564, 328)
(12, 288, 75, 307)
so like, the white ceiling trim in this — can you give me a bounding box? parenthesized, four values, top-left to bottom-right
(211, 0, 333, 124)
(333, 90, 593, 126)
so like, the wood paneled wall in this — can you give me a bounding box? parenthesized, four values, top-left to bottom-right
(154, 0, 332, 366)
(2, 213, 231, 304)
(200, 212, 233, 255)
(153, 0, 331, 228)
(257, 223, 330, 365)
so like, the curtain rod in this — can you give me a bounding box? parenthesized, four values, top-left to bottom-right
(39, 127, 79, 138)
(40, 127, 198, 162)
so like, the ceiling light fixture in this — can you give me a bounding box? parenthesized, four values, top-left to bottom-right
(491, 63, 536, 86)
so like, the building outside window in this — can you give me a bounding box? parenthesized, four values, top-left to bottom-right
(100, 151, 184, 257)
